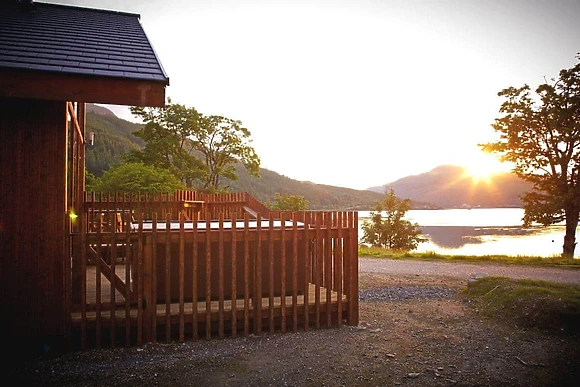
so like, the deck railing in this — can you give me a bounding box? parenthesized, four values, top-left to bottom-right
(69, 192, 358, 350)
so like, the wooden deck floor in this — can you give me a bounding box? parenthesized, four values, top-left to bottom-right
(72, 266, 345, 322)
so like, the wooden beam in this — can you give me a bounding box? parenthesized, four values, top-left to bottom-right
(0, 69, 167, 107)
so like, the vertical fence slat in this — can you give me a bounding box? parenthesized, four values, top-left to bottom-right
(231, 211, 237, 338)
(268, 217, 274, 333)
(179, 213, 185, 342)
(218, 212, 225, 339)
(336, 212, 343, 327)
(205, 214, 212, 340)
(243, 212, 250, 336)
(164, 213, 171, 342)
(325, 212, 332, 328)
(137, 213, 144, 346)
(192, 211, 199, 341)
(291, 212, 298, 332)
(95, 212, 102, 349)
(255, 214, 262, 335)
(315, 213, 322, 329)
(280, 212, 287, 333)
(124, 212, 132, 346)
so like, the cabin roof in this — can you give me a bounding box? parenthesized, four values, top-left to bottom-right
(0, 1, 169, 106)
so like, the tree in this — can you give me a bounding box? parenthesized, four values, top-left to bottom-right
(88, 162, 185, 195)
(360, 188, 425, 250)
(128, 100, 260, 192)
(126, 101, 206, 187)
(193, 114, 260, 192)
(267, 193, 309, 211)
(481, 56, 580, 258)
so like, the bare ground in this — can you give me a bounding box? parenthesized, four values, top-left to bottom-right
(9, 260, 580, 386)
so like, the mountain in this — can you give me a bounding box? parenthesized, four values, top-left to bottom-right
(367, 165, 533, 208)
(85, 104, 144, 177)
(226, 165, 387, 210)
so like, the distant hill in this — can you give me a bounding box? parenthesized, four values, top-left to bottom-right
(368, 165, 533, 208)
(226, 165, 387, 210)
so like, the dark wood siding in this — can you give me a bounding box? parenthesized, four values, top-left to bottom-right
(0, 98, 67, 350)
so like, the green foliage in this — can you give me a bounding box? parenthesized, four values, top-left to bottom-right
(461, 277, 580, 333)
(481, 55, 580, 258)
(267, 193, 309, 210)
(85, 111, 144, 176)
(127, 99, 260, 193)
(360, 188, 425, 251)
(88, 162, 185, 195)
(357, 248, 580, 267)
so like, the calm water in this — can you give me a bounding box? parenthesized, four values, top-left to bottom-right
(357, 208, 579, 258)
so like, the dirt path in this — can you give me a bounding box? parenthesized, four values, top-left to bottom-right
(10, 259, 580, 386)
(359, 257, 580, 285)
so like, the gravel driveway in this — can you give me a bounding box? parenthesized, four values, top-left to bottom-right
(359, 257, 580, 285)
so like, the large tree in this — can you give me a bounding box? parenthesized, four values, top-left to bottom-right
(361, 188, 425, 251)
(127, 100, 260, 192)
(481, 56, 580, 258)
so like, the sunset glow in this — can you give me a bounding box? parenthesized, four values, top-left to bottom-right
(462, 153, 511, 182)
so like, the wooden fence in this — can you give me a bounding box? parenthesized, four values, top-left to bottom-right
(69, 192, 358, 350)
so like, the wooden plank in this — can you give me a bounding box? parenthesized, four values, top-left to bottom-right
(292, 213, 298, 332)
(303, 211, 310, 331)
(231, 211, 238, 337)
(0, 69, 167, 107)
(218, 213, 225, 339)
(179, 213, 185, 342)
(95, 215, 103, 348)
(315, 213, 322, 329)
(205, 215, 212, 340)
(243, 213, 250, 336)
(136, 214, 144, 346)
(325, 212, 333, 328)
(280, 212, 287, 333)
(336, 212, 343, 328)
(165, 213, 171, 342)
(124, 212, 132, 346)
(192, 212, 199, 341)
(268, 217, 275, 333)
(255, 214, 262, 335)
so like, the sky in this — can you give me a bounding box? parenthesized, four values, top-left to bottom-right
(48, 0, 580, 190)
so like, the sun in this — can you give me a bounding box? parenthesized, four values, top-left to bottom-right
(462, 152, 511, 182)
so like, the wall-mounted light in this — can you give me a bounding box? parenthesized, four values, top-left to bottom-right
(88, 132, 95, 146)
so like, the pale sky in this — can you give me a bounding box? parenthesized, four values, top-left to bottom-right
(48, 0, 580, 190)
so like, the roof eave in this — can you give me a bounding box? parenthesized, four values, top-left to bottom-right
(0, 68, 167, 107)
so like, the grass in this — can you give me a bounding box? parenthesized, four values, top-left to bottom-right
(358, 246, 580, 268)
(460, 276, 580, 334)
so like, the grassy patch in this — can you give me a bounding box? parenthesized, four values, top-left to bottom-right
(460, 276, 580, 334)
(357, 246, 580, 268)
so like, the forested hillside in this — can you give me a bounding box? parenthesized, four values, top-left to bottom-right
(85, 104, 144, 176)
(226, 165, 385, 210)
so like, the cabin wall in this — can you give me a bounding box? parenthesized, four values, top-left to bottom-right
(0, 97, 68, 353)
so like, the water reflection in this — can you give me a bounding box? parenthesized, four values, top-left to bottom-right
(357, 209, 577, 257)
(420, 226, 539, 249)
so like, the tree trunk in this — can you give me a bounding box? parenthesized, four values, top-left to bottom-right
(562, 208, 579, 259)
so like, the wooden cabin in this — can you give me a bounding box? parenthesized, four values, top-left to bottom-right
(0, 1, 169, 355)
(0, 1, 359, 354)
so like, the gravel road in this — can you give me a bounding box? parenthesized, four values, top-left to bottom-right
(359, 257, 580, 285)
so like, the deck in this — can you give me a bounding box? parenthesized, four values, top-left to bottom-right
(69, 192, 359, 349)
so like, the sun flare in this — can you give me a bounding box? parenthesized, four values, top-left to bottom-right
(463, 153, 511, 182)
